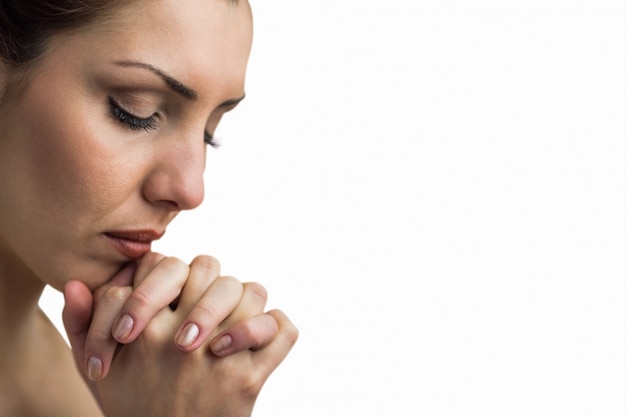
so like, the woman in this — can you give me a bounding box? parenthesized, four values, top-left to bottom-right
(0, 0, 298, 416)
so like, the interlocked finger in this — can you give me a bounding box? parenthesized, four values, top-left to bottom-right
(209, 313, 279, 357)
(84, 285, 133, 381)
(131, 252, 166, 287)
(174, 274, 244, 351)
(111, 256, 189, 343)
(174, 255, 221, 310)
(248, 309, 299, 376)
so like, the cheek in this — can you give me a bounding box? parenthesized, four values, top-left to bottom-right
(23, 93, 137, 217)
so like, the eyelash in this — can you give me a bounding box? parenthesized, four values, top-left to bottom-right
(109, 97, 219, 148)
(204, 132, 220, 148)
(109, 98, 158, 132)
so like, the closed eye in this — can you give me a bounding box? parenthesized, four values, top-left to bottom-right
(109, 96, 221, 148)
(109, 97, 158, 132)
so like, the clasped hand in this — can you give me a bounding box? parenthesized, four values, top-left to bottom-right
(62, 252, 298, 416)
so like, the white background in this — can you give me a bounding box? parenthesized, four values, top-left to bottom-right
(41, 0, 626, 416)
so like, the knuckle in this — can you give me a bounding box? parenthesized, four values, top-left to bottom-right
(271, 309, 299, 346)
(212, 359, 266, 398)
(244, 282, 268, 303)
(239, 375, 264, 398)
(284, 322, 299, 346)
(239, 321, 263, 345)
(218, 363, 264, 398)
(128, 288, 154, 309)
(139, 251, 166, 268)
(216, 275, 242, 290)
(87, 326, 111, 345)
(192, 300, 221, 321)
(191, 255, 220, 273)
(286, 325, 299, 345)
(160, 256, 189, 273)
(96, 285, 131, 305)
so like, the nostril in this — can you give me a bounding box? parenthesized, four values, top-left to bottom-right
(157, 199, 180, 210)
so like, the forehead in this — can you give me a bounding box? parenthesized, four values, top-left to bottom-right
(45, 0, 253, 102)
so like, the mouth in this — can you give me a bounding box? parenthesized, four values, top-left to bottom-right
(103, 229, 164, 259)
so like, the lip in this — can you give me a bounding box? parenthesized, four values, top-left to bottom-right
(104, 229, 164, 259)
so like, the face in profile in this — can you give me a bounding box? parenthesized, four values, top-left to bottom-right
(0, 0, 253, 290)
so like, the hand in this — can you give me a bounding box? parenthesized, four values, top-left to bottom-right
(62, 252, 298, 416)
(95, 291, 297, 417)
(63, 253, 297, 382)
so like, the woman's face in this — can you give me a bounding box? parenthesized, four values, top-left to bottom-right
(0, 0, 253, 290)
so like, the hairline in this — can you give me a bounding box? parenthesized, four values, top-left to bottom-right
(0, 0, 245, 104)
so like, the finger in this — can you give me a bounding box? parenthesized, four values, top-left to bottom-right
(84, 285, 133, 381)
(202, 280, 268, 333)
(111, 256, 189, 344)
(209, 313, 279, 357)
(175, 280, 266, 352)
(229, 282, 269, 321)
(174, 275, 243, 351)
(63, 262, 136, 378)
(91, 261, 136, 300)
(175, 255, 221, 308)
(207, 281, 268, 334)
(131, 251, 166, 287)
(250, 309, 299, 375)
(62, 280, 94, 373)
(107, 261, 137, 287)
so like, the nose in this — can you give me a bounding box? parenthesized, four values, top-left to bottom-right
(142, 137, 206, 211)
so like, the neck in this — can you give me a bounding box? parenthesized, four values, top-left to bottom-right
(0, 250, 46, 342)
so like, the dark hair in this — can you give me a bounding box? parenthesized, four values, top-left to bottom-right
(0, 0, 122, 66)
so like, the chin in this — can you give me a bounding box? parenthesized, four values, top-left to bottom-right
(45, 259, 130, 293)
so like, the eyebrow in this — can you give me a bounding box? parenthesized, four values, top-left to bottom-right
(113, 60, 248, 109)
(115, 60, 198, 100)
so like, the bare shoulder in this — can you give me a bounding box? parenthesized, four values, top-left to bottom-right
(0, 310, 103, 417)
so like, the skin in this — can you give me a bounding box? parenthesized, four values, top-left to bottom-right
(0, 0, 297, 415)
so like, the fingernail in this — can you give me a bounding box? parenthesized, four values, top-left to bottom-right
(87, 356, 103, 381)
(176, 323, 199, 348)
(210, 334, 233, 355)
(112, 314, 134, 341)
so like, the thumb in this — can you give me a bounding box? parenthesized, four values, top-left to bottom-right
(62, 280, 94, 374)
